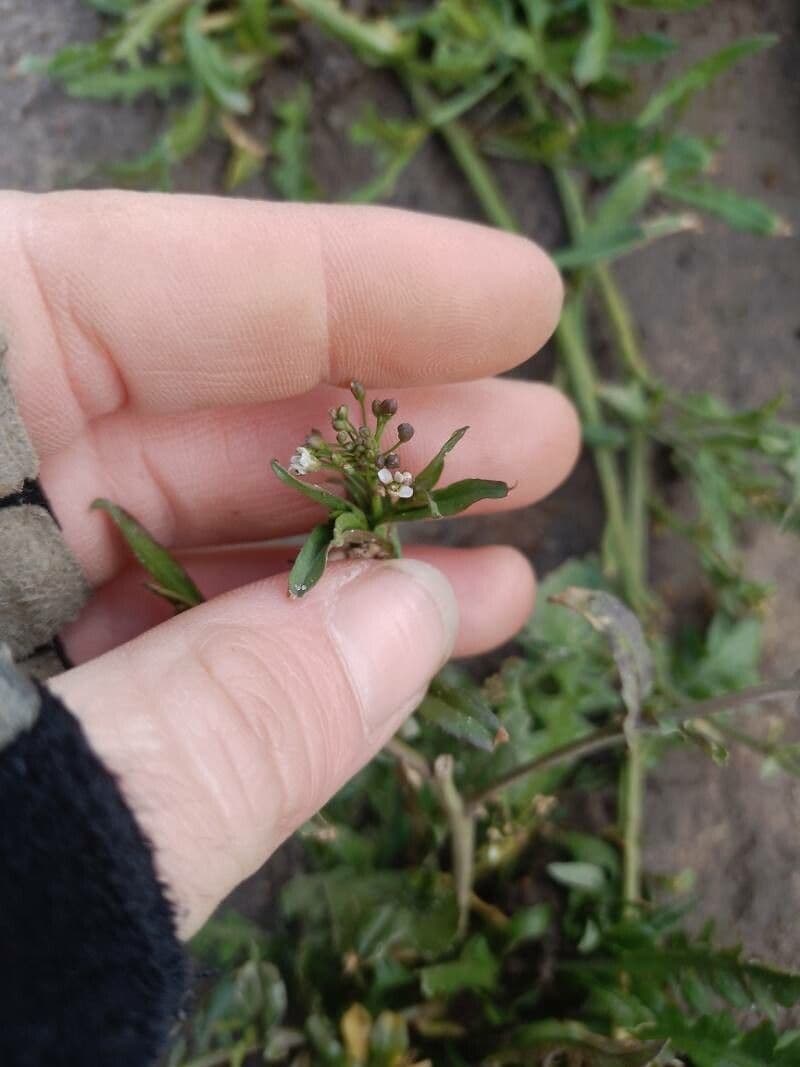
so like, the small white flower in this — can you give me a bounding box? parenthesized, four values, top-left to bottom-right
(288, 446, 321, 476)
(379, 467, 415, 499)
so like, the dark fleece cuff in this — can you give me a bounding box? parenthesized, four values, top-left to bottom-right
(0, 684, 187, 1066)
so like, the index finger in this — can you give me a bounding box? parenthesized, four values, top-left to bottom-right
(1, 191, 562, 445)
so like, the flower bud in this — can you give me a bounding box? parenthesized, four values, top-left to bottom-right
(379, 398, 398, 416)
(350, 380, 365, 401)
(371, 398, 383, 417)
(336, 405, 350, 422)
(384, 452, 400, 469)
(336, 430, 350, 445)
(397, 422, 415, 442)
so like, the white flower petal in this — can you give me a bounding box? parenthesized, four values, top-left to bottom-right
(378, 468, 393, 485)
(397, 485, 414, 499)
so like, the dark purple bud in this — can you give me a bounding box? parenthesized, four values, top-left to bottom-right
(397, 422, 415, 442)
(379, 398, 398, 416)
(384, 452, 400, 469)
(371, 398, 383, 417)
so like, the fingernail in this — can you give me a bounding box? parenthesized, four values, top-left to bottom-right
(330, 559, 458, 737)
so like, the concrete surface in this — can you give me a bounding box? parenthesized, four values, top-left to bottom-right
(2, 0, 799, 964)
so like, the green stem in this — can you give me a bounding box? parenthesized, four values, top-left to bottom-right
(407, 81, 517, 232)
(621, 735, 644, 914)
(556, 299, 644, 609)
(594, 265, 652, 384)
(466, 725, 627, 814)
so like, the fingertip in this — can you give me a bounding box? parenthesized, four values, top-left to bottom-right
(408, 544, 536, 657)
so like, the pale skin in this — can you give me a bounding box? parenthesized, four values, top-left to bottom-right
(0, 191, 579, 937)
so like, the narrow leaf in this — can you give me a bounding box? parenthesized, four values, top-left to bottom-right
(182, 3, 252, 115)
(271, 460, 349, 512)
(665, 181, 791, 236)
(414, 427, 469, 493)
(573, 0, 613, 87)
(91, 499, 203, 611)
(394, 478, 509, 521)
(638, 35, 776, 127)
(554, 214, 699, 269)
(289, 523, 333, 598)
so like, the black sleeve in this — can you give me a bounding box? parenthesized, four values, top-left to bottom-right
(0, 684, 188, 1067)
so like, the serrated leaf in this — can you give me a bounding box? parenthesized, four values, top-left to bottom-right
(394, 478, 509, 521)
(289, 522, 333, 598)
(272, 460, 350, 512)
(638, 35, 776, 127)
(665, 181, 791, 236)
(414, 426, 469, 493)
(91, 498, 203, 611)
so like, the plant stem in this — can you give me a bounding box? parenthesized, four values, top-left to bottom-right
(406, 81, 517, 232)
(466, 725, 627, 814)
(556, 298, 644, 609)
(621, 736, 644, 914)
(434, 754, 475, 937)
(467, 676, 800, 816)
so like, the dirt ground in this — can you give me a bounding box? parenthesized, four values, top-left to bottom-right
(2, 0, 799, 965)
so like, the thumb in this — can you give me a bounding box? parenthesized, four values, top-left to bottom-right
(49, 558, 458, 937)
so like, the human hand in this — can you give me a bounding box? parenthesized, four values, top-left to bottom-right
(0, 192, 578, 936)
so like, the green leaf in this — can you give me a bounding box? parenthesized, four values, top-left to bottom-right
(272, 84, 320, 201)
(271, 460, 350, 512)
(554, 213, 698, 269)
(289, 522, 334, 598)
(547, 861, 606, 894)
(394, 478, 509, 521)
(332, 509, 369, 545)
(182, 3, 252, 114)
(420, 936, 499, 997)
(665, 181, 791, 236)
(504, 905, 552, 952)
(91, 499, 203, 611)
(414, 426, 469, 493)
(638, 35, 777, 127)
(589, 157, 665, 236)
(573, 0, 613, 87)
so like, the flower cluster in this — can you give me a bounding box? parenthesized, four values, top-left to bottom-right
(282, 381, 418, 510)
(272, 380, 508, 596)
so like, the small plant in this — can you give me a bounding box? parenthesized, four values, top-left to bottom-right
(272, 382, 507, 596)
